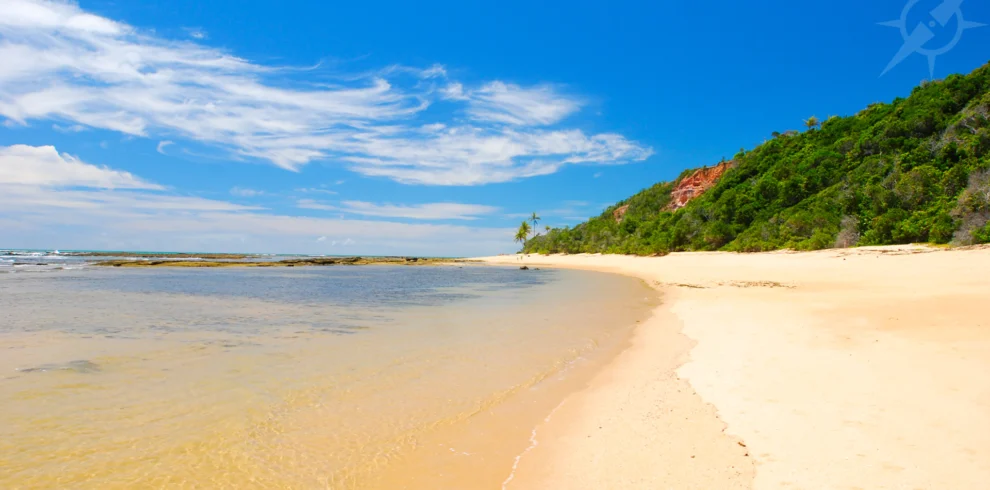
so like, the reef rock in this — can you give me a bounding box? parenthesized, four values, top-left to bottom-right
(17, 360, 101, 374)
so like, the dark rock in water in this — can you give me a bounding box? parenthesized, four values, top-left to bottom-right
(17, 360, 101, 374)
(520, 266, 530, 270)
(65, 360, 101, 373)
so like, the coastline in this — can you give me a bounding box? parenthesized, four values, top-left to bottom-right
(477, 245, 990, 489)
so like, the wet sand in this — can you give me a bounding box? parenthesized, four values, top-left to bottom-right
(479, 245, 990, 489)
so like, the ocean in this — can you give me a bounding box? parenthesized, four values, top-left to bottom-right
(0, 263, 658, 488)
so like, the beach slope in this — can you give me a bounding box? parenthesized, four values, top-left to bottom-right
(479, 245, 990, 489)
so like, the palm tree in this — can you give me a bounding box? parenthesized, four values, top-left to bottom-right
(545, 225, 551, 234)
(529, 213, 541, 237)
(804, 116, 820, 131)
(515, 221, 531, 245)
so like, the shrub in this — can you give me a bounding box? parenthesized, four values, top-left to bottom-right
(834, 216, 860, 248)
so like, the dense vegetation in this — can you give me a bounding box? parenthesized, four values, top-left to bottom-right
(523, 62, 990, 255)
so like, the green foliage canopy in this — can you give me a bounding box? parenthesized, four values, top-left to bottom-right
(523, 63, 990, 255)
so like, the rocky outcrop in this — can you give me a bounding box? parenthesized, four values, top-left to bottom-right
(94, 256, 460, 268)
(613, 205, 630, 223)
(666, 161, 734, 211)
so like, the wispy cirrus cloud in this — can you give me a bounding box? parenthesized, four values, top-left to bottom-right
(298, 199, 499, 220)
(295, 187, 338, 195)
(229, 187, 264, 197)
(0, 144, 511, 255)
(0, 0, 652, 186)
(295, 199, 336, 211)
(456, 81, 583, 126)
(333, 127, 651, 185)
(183, 27, 207, 40)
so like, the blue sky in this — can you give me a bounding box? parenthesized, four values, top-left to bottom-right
(1, 0, 988, 256)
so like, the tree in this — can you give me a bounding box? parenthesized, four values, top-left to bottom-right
(530, 212, 541, 237)
(515, 221, 531, 245)
(545, 225, 551, 233)
(522, 63, 990, 254)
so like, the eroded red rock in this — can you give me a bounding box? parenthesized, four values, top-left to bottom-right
(666, 161, 734, 211)
(613, 205, 630, 222)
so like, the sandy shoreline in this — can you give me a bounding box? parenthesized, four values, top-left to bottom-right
(477, 245, 990, 489)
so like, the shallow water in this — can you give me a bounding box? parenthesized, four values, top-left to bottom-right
(0, 265, 657, 488)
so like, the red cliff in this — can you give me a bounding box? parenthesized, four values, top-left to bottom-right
(666, 161, 734, 211)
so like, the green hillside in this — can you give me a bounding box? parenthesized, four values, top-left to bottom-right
(523, 62, 990, 255)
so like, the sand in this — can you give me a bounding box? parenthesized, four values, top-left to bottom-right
(478, 245, 990, 489)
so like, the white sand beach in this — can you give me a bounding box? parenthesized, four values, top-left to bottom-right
(479, 245, 990, 489)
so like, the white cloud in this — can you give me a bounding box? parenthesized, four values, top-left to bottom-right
(0, 0, 426, 170)
(462, 81, 582, 126)
(418, 64, 446, 79)
(327, 127, 652, 185)
(0, 144, 161, 189)
(0, 0, 652, 186)
(3, 184, 256, 212)
(441, 82, 468, 101)
(1, 0, 125, 35)
(230, 186, 264, 197)
(183, 27, 207, 40)
(295, 187, 337, 195)
(157, 140, 173, 154)
(295, 199, 334, 211)
(53, 123, 86, 133)
(316, 235, 326, 242)
(298, 200, 499, 220)
(0, 144, 513, 255)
